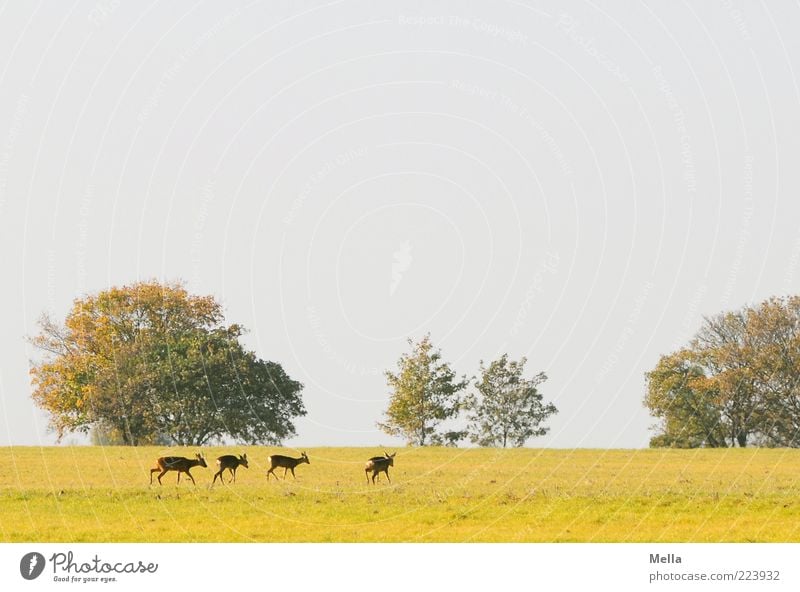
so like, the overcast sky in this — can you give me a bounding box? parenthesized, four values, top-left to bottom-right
(1, 1, 799, 448)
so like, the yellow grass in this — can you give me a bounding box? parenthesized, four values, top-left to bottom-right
(1, 446, 799, 542)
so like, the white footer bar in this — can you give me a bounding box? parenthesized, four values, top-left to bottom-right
(1, 543, 796, 591)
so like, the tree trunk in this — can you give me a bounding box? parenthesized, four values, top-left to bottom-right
(119, 419, 134, 445)
(736, 432, 747, 447)
(419, 390, 426, 446)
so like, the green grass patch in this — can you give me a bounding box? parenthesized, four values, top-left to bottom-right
(1, 446, 799, 542)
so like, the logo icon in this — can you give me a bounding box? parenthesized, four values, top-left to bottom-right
(390, 240, 413, 296)
(20, 552, 46, 580)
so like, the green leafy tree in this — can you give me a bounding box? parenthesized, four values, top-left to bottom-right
(740, 296, 800, 446)
(465, 354, 557, 447)
(692, 310, 761, 447)
(645, 296, 800, 448)
(379, 334, 468, 446)
(29, 280, 305, 445)
(646, 312, 758, 448)
(644, 350, 727, 448)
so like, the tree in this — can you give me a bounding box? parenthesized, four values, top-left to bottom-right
(742, 296, 800, 446)
(644, 350, 727, 448)
(29, 280, 305, 445)
(644, 296, 800, 448)
(379, 334, 468, 446)
(465, 354, 557, 447)
(692, 310, 761, 447)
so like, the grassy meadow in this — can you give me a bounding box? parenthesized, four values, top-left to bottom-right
(1, 446, 799, 542)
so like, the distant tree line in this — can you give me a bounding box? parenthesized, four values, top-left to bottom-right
(645, 296, 800, 448)
(29, 282, 557, 449)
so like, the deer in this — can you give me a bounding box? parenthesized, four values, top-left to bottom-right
(266, 452, 309, 480)
(365, 451, 396, 484)
(212, 453, 248, 486)
(149, 453, 207, 485)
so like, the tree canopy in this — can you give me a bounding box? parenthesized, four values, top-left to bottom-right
(466, 354, 557, 447)
(645, 296, 800, 448)
(378, 334, 468, 446)
(29, 280, 305, 446)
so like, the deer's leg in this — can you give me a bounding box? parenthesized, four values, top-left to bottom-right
(187, 470, 196, 486)
(157, 469, 167, 485)
(385, 469, 391, 484)
(365, 469, 370, 484)
(212, 470, 221, 486)
(266, 468, 274, 481)
(291, 467, 297, 480)
(150, 468, 159, 485)
(283, 467, 288, 479)
(230, 468, 236, 483)
(177, 471, 181, 484)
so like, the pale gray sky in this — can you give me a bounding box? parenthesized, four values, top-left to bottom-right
(1, 1, 799, 448)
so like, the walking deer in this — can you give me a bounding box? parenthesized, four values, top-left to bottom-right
(212, 453, 248, 486)
(149, 453, 207, 485)
(365, 451, 396, 484)
(266, 452, 309, 480)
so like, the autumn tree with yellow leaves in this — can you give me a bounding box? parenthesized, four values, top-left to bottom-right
(29, 280, 304, 446)
(645, 296, 800, 448)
